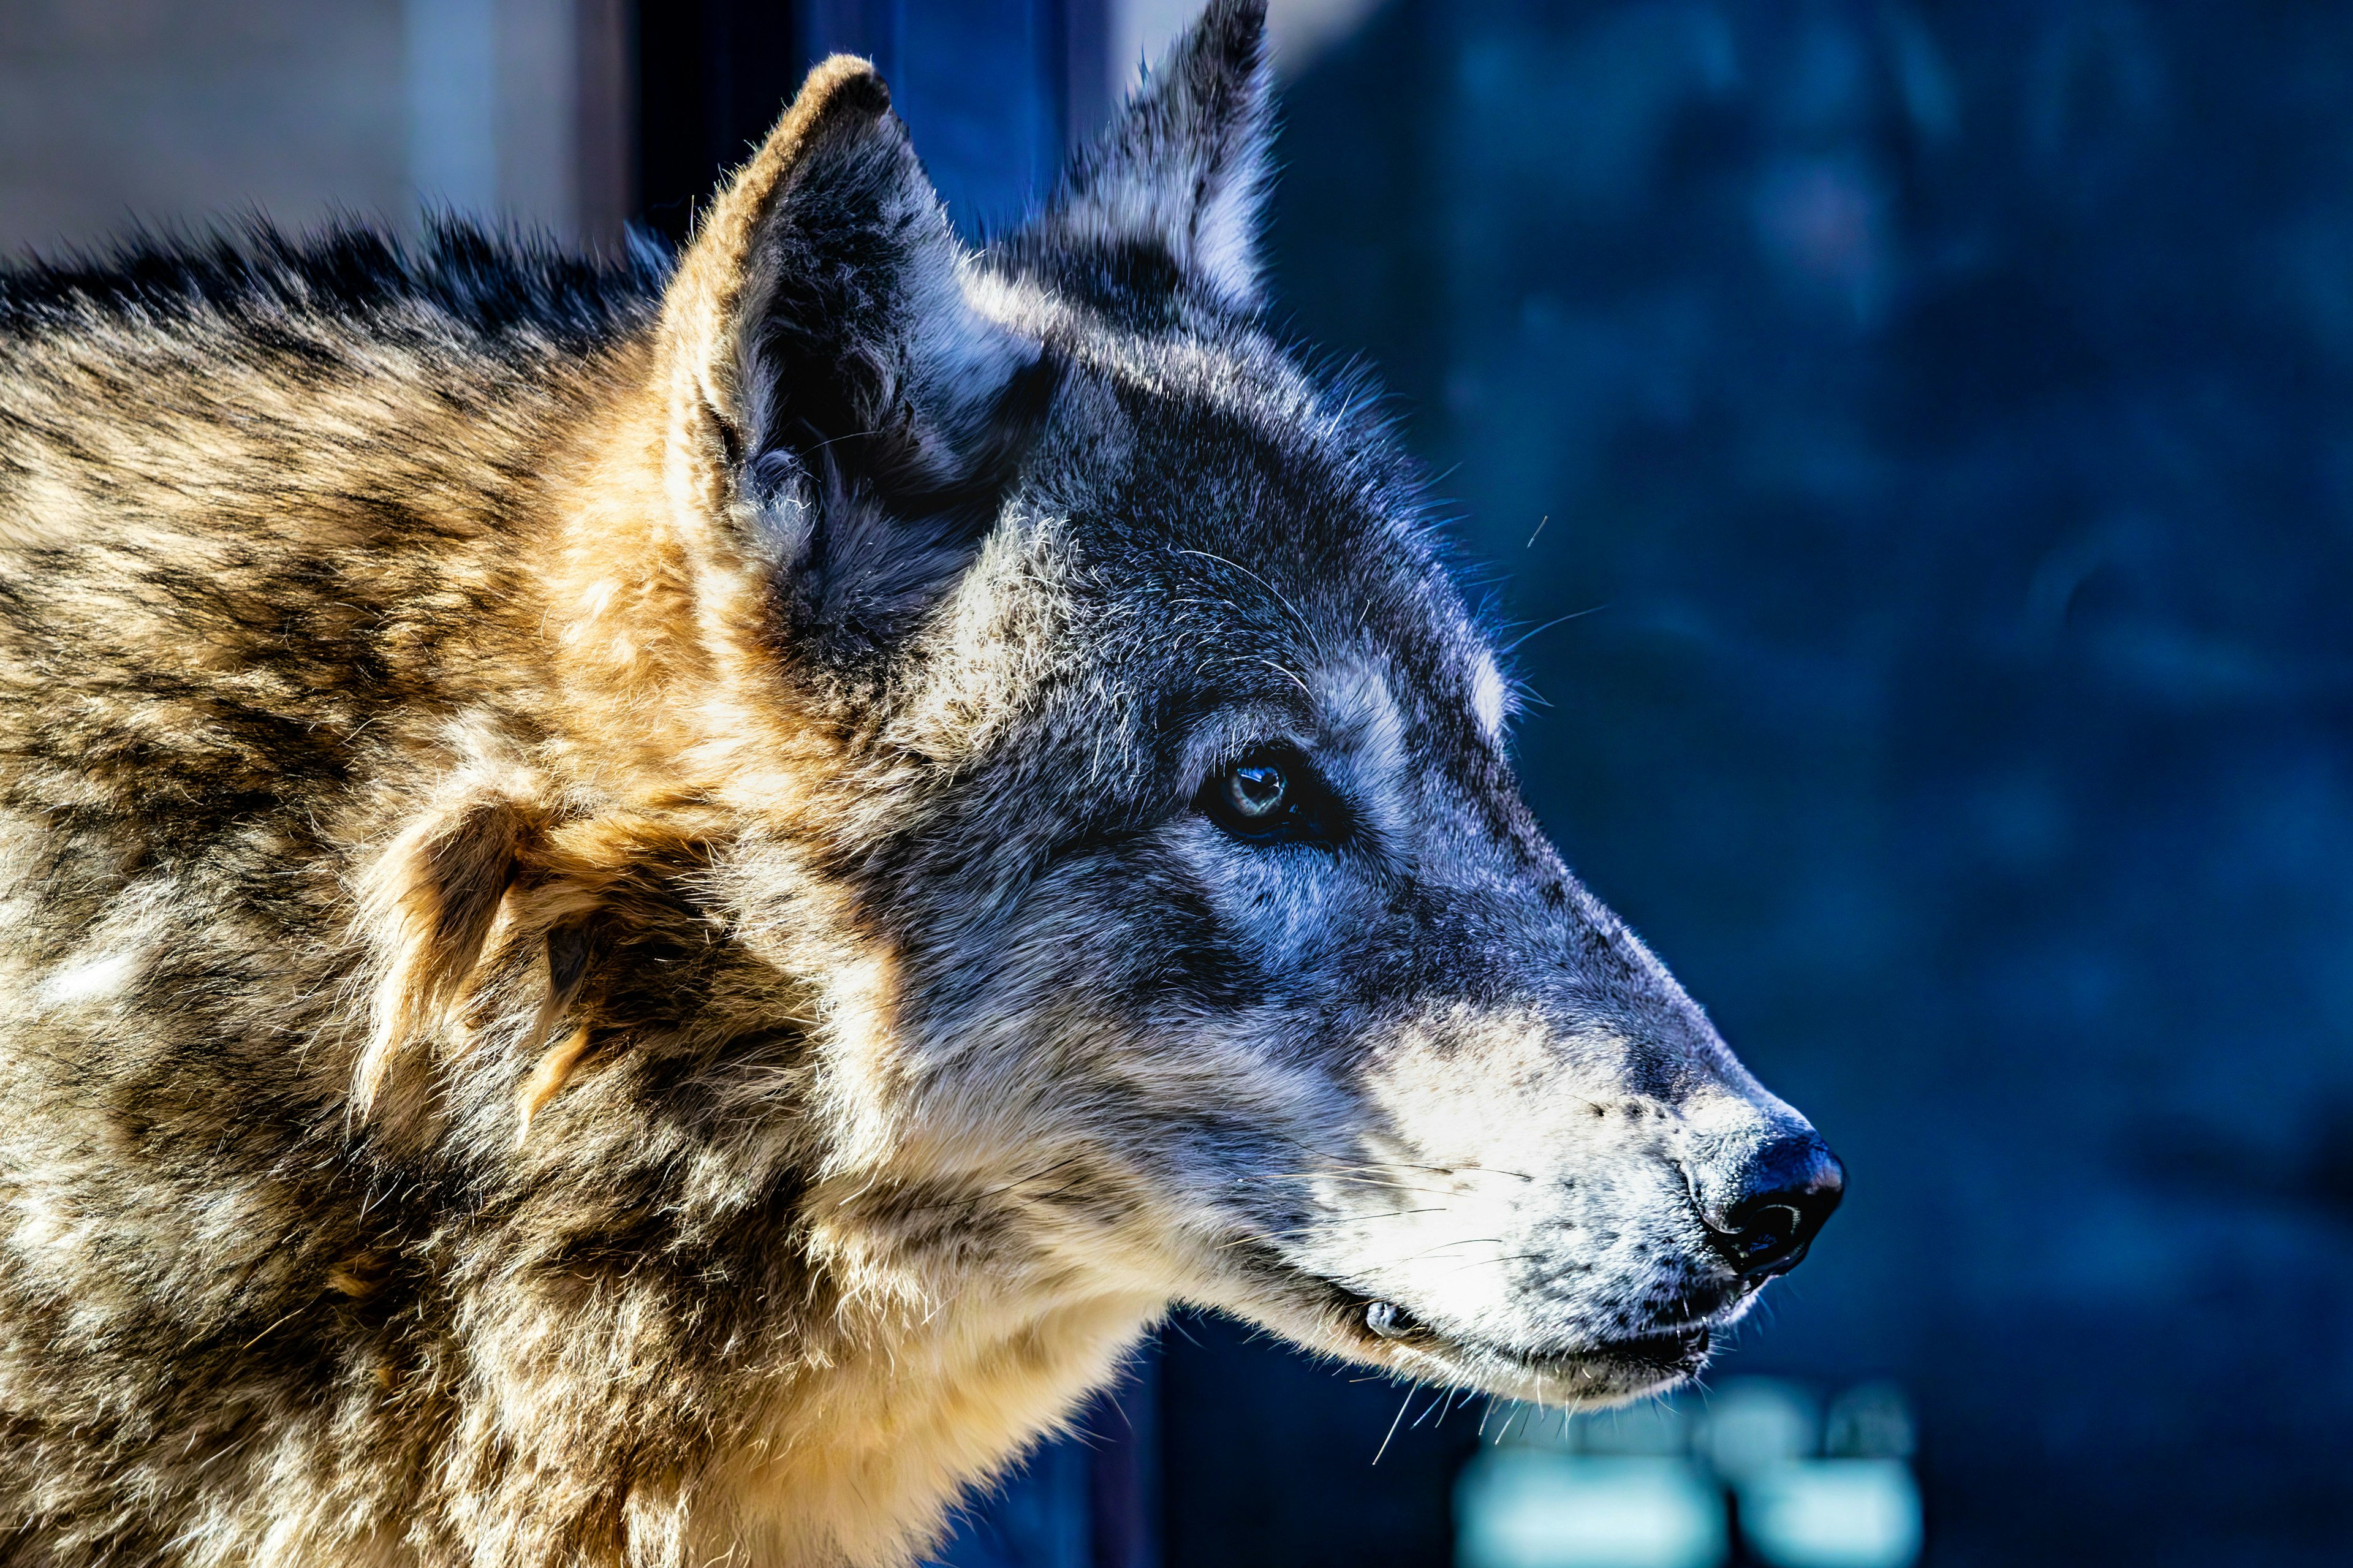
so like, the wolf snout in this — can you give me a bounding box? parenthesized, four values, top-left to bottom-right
(1697, 1126, 1845, 1281)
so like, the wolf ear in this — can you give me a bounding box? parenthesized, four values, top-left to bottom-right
(1024, 0, 1273, 309)
(650, 57, 1050, 645)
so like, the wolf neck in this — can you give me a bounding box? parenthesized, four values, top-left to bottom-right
(376, 354, 1162, 1566)
(705, 1286, 1159, 1567)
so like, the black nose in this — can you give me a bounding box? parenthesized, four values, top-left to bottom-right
(1709, 1130, 1845, 1279)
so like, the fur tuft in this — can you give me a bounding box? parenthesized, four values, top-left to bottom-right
(353, 778, 543, 1115)
(515, 1023, 596, 1143)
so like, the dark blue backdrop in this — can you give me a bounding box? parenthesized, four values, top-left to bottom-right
(1172, 3, 2352, 1566)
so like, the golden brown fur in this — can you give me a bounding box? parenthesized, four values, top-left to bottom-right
(0, 56, 1168, 1567)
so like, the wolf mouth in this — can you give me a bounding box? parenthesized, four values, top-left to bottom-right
(1354, 1298, 1715, 1390)
(1243, 1251, 1719, 1396)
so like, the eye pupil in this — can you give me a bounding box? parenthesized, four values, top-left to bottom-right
(1224, 762, 1287, 819)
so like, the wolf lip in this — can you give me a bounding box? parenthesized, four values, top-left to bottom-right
(1463, 1324, 1712, 1377)
(1584, 1325, 1713, 1371)
(1308, 1271, 1713, 1383)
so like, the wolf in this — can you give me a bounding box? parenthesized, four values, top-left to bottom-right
(0, 2, 1841, 1564)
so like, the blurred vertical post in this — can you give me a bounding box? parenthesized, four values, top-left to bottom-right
(632, 0, 804, 247)
(803, 0, 1109, 237)
(403, 0, 634, 250)
(572, 0, 632, 249)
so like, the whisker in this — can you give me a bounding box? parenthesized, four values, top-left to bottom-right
(1371, 1385, 1415, 1466)
(1501, 603, 1610, 654)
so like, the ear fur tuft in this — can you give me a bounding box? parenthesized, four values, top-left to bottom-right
(514, 1023, 595, 1146)
(511, 922, 597, 1143)
(1028, 0, 1275, 308)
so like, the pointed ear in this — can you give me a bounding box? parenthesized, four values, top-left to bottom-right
(651, 57, 1051, 644)
(1026, 0, 1273, 309)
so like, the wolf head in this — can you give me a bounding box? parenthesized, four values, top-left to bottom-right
(621, 0, 1841, 1409)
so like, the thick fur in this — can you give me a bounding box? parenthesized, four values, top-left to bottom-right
(0, 5, 1836, 1565)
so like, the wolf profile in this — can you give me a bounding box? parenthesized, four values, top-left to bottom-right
(0, 3, 1841, 1564)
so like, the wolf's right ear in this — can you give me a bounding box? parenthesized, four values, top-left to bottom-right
(649, 57, 1049, 646)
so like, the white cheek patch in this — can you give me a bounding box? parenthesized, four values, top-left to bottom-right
(1469, 650, 1510, 743)
(1286, 1014, 1686, 1341)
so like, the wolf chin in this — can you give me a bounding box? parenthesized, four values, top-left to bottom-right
(0, 3, 1841, 1564)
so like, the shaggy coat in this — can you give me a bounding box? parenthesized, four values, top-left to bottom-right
(0, 4, 1840, 1564)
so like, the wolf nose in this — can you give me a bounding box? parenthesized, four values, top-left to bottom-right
(1708, 1130, 1844, 1279)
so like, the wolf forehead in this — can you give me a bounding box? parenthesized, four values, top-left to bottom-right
(930, 270, 1517, 757)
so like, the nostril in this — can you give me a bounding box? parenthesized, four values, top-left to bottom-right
(1709, 1132, 1846, 1279)
(1722, 1197, 1814, 1277)
(1732, 1203, 1803, 1267)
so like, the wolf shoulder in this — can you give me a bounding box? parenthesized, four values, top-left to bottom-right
(0, 232, 651, 987)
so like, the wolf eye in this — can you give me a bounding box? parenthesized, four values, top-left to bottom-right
(1221, 762, 1288, 821)
(1201, 752, 1344, 844)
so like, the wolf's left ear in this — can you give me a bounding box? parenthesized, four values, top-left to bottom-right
(650, 57, 1047, 642)
(1021, 0, 1273, 309)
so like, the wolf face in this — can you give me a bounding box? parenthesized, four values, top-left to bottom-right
(667, 0, 1843, 1413)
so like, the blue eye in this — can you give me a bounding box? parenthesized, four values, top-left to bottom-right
(1202, 752, 1347, 846)
(1221, 761, 1287, 820)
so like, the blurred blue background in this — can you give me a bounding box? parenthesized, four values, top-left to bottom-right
(5, 2, 2348, 1564)
(1247, 6, 2353, 1566)
(1210, 4, 2353, 1566)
